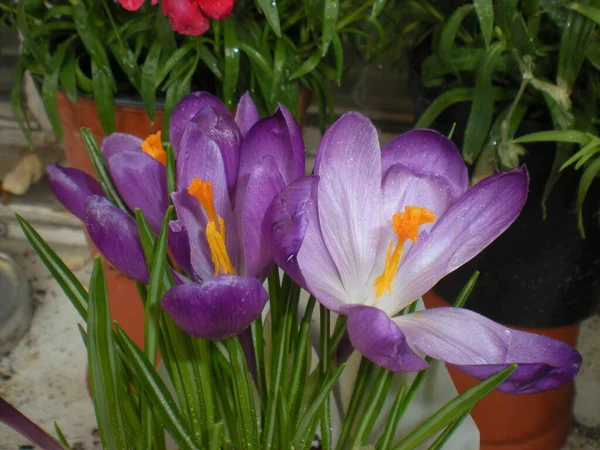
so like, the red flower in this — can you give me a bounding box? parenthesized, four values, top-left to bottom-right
(117, 0, 158, 11)
(161, 0, 210, 36)
(197, 0, 234, 20)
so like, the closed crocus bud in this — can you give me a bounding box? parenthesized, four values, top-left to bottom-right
(162, 0, 210, 36)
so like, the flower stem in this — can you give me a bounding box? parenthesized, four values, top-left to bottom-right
(335, 357, 375, 450)
(319, 304, 332, 450)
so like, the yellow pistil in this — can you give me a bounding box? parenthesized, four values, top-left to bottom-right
(373, 206, 436, 297)
(141, 131, 167, 165)
(187, 178, 234, 275)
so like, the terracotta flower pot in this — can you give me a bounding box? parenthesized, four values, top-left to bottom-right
(57, 91, 163, 348)
(423, 290, 578, 450)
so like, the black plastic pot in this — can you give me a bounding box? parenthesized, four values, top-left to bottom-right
(434, 134, 600, 328)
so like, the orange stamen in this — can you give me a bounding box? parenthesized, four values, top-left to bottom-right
(141, 131, 167, 165)
(187, 178, 217, 223)
(187, 178, 234, 275)
(373, 206, 436, 297)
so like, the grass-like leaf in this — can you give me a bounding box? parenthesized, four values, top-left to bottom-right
(16, 215, 88, 320)
(392, 365, 517, 450)
(115, 324, 201, 450)
(87, 258, 130, 450)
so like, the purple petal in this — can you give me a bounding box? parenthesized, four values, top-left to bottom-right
(263, 176, 348, 312)
(238, 110, 299, 188)
(314, 112, 382, 304)
(84, 196, 149, 283)
(107, 151, 168, 233)
(277, 104, 306, 178)
(46, 164, 105, 221)
(171, 134, 237, 283)
(175, 122, 224, 191)
(236, 155, 286, 280)
(380, 167, 529, 315)
(168, 220, 193, 276)
(169, 92, 230, 151)
(367, 165, 458, 311)
(234, 92, 260, 137)
(381, 129, 469, 200)
(161, 274, 268, 340)
(190, 105, 242, 197)
(346, 305, 429, 372)
(101, 133, 143, 160)
(396, 308, 582, 394)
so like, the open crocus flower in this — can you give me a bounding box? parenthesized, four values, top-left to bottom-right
(264, 112, 581, 394)
(160, 92, 305, 339)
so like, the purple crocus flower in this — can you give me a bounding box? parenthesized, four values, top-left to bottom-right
(161, 93, 306, 340)
(263, 112, 581, 394)
(45, 92, 267, 292)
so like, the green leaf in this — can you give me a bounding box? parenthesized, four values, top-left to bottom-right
(427, 410, 471, 450)
(557, 7, 595, 91)
(510, 12, 536, 55)
(569, 2, 600, 27)
(293, 364, 346, 448)
(421, 49, 508, 87)
(463, 42, 506, 164)
(91, 59, 116, 134)
(54, 423, 72, 449)
(115, 324, 201, 450)
(257, 0, 281, 36)
(576, 156, 600, 237)
(198, 44, 223, 81)
(80, 128, 128, 212)
(437, 5, 475, 68)
(375, 382, 406, 450)
(43, 36, 77, 140)
(349, 369, 394, 448)
(141, 41, 162, 122)
(16, 215, 87, 320)
(72, 1, 113, 80)
(513, 129, 592, 145)
(59, 50, 78, 103)
(155, 42, 195, 89)
(474, 0, 494, 47)
(223, 20, 240, 108)
(415, 87, 515, 129)
(271, 38, 286, 104)
(227, 337, 259, 449)
(144, 206, 173, 364)
(87, 258, 130, 450)
(453, 272, 480, 308)
(162, 78, 191, 141)
(331, 32, 343, 84)
(290, 49, 323, 80)
(74, 59, 94, 95)
(16, 0, 51, 72)
(10, 63, 33, 149)
(322, 0, 339, 56)
(371, 0, 388, 18)
(166, 145, 177, 197)
(392, 365, 517, 450)
(107, 35, 142, 92)
(237, 42, 274, 78)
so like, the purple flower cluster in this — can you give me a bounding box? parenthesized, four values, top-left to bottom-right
(47, 91, 581, 394)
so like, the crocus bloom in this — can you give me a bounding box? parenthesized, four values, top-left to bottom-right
(161, 92, 305, 339)
(44, 92, 260, 289)
(264, 113, 581, 394)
